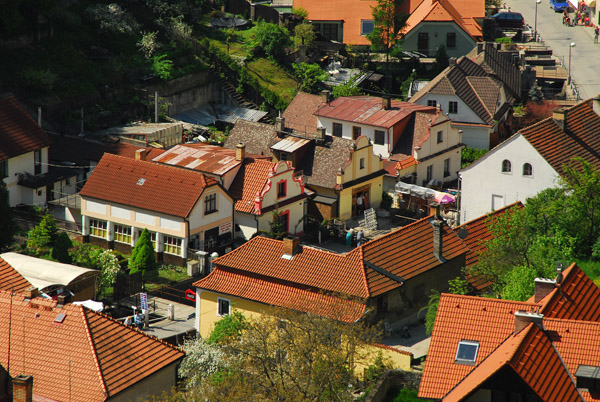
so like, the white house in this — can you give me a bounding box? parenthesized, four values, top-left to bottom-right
(460, 99, 600, 223)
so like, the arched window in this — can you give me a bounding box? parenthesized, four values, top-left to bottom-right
(523, 163, 533, 176)
(501, 159, 512, 173)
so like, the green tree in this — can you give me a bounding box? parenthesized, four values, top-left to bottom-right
(292, 7, 309, 19)
(251, 21, 292, 62)
(294, 21, 316, 49)
(423, 290, 440, 335)
(435, 44, 449, 73)
(0, 180, 15, 250)
(367, 0, 407, 90)
(152, 54, 173, 80)
(461, 146, 488, 168)
(27, 214, 59, 256)
(332, 75, 364, 98)
(268, 210, 288, 240)
(179, 337, 226, 388)
(206, 310, 248, 345)
(293, 62, 327, 93)
(97, 249, 121, 297)
(51, 232, 73, 263)
(129, 228, 156, 275)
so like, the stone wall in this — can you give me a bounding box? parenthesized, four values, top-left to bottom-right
(365, 370, 422, 402)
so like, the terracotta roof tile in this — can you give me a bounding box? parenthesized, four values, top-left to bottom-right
(0, 257, 33, 293)
(282, 92, 323, 134)
(403, 0, 482, 39)
(314, 96, 435, 129)
(0, 291, 184, 401)
(0, 97, 52, 161)
(80, 153, 218, 218)
(224, 120, 278, 158)
(228, 159, 278, 213)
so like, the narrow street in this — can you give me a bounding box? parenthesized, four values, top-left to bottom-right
(503, 0, 600, 99)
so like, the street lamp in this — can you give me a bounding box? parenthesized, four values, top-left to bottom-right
(568, 42, 576, 85)
(534, 0, 542, 42)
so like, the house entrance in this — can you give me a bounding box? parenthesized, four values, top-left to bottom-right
(352, 185, 371, 217)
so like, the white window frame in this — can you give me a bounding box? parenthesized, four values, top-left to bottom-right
(164, 235, 182, 256)
(90, 219, 107, 239)
(217, 297, 230, 316)
(114, 224, 132, 244)
(455, 340, 479, 364)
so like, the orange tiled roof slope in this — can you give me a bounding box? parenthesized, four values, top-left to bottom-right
(0, 96, 52, 161)
(0, 291, 184, 401)
(80, 153, 218, 218)
(314, 96, 435, 129)
(420, 262, 600, 401)
(403, 0, 483, 39)
(520, 99, 600, 175)
(282, 92, 323, 134)
(0, 257, 33, 293)
(228, 159, 278, 214)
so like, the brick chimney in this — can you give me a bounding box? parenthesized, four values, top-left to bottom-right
(553, 107, 568, 131)
(276, 116, 285, 132)
(593, 96, 600, 118)
(317, 127, 326, 141)
(534, 278, 556, 303)
(57, 294, 68, 307)
(282, 236, 300, 259)
(432, 219, 443, 261)
(12, 375, 33, 402)
(135, 149, 146, 161)
(321, 90, 330, 104)
(382, 96, 392, 110)
(23, 287, 38, 300)
(514, 311, 543, 334)
(236, 143, 246, 161)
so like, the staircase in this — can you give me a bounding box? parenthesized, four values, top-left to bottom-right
(215, 75, 274, 124)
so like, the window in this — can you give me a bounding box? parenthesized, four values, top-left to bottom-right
(280, 152, 288, 161)
(447, 32, 456, 48)
(204, 193, 217, 214)
(444, 158, 451, 177)
(217, 298, 230, 316)
(90, 219, 107, 238)
(333, 122, 343, 137)
(352, 126, 361, 140)
(426, 165, 433, 183)
(277, 180, 287, 198)
(523, 163, 533, 176)
(502, 159, 512, 173)
(427, 100, 437, 107)
(455, 340, 479, 364)
(205, 227, 219, 250)
(360, 158, 365, 170)
(374, 130, 385, 145)
(164, 236, 182, 255)
(448, 101, 458, 114)
(34, 150, 42, 175)
(114, 224, 132, 244)
(274, 212, 289, 234)
(0, 160, 7, 179)
(437, 130, 443, 143)
(361, 20, 374, 35)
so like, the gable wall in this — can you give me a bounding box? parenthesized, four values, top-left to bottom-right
(403, 21, 477, 58)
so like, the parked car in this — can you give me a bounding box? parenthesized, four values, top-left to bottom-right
(492, 12, 525, 28)
(550, 0, 569, 12)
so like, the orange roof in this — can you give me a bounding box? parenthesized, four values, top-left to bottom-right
(403, 0, 483, 39)
(0, 96, 52, 161)
(80, 153, 218, 218)
(0, 257, 33, 293)
(0, 290, 184, 401)
(394, 155, 418, 171)
(282, 92, 323, 134)
(228, 159, 278, 214)
(420, 263, 600, 401)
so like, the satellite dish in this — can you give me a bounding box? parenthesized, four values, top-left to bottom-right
(458, 227, 469, 239)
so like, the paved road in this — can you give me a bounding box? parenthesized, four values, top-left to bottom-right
(503, 0, 600, 99)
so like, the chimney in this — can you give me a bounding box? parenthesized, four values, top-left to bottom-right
(236, 143, 246, 161)
(449, 57, 457, 66)
(37, 107, 42, 128)
(432, 218, 443, 261)
(321, 90, 330, 104)
(593, 96, 600, 118)
(282, 236, 300, 259)
(23, 287, 38, 300)
(553, 107, 568, 131)
(12, 375, 33, 402)
(317, 127, 326, 141)
(276, 116, 285, 132)
(57, 294, 68, 307)
(514, 311, 544, 334)
(135, 149, 146, 161)
(534, 278, 556, 303)
(477, 42, 484, 54)
(382, 96, 392, 110)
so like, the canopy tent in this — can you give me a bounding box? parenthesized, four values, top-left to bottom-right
(395, 182, 456, 204)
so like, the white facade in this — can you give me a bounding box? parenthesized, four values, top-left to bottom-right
(317, 117, 391, 157)
(459, 134, 560, 223)
(2, 148, 49, 207)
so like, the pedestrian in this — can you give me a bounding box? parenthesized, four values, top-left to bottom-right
(595, 26, 599, 43)
(124, 316, 132, 326)
(346, 229, 354, 247)
(134, 311, 144, 329)
(356, 193, 364, 216)
(356, 229, 364, 247)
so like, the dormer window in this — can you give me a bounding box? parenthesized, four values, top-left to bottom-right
(523, 163, 533, 176)
(455, 340, 479, 365)
(502, 159, 512, 173)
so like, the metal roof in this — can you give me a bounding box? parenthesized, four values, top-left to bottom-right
(271, 136, 311, 153)
(173, 104, 267, 126)
(153, 143, 241, 175)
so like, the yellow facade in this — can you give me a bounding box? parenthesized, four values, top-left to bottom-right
(338, 175, 384, 221)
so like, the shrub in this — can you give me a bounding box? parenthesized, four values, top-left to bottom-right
(51, 232, 73, 263)
(292, 7, 309, 19)
(206, 311, 248, 344)
(129, 228, 157, 275)
(152, 54, 174, 80)
(293, 62, 327, 93)
(27, 214, 59, 256)
(97, 249, 121, 297)
(461, 147, 488, 168)
(138, 31, 159, 59)
(294, 21, 316, 49)
(251, 21, 292, 62)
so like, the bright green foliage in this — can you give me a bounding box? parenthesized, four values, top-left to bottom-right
(0, 180, 14, 250)
(27, 214, 59, 255)
(448, 275, 470, 295)
(332, 75, 364, 98)
(97, 249, 121, 297)
(294, 21, 316, 49)
(292, 7, 309, 19)
(152, 54, 173, 80)
(424, 290, 440, 336)
(51, 232, 73, 263)
(206, 310, 248, 345)
(501, 264, 547, 301)
(391, 388, 421, 402)
(129, 228, 156, 275)
(461, 147, 488, 168)
(293, 62, 327, 93)
(69, 242, 104, 269)
(251, 21, 292, 62)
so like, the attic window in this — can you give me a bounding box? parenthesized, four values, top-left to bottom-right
(137, 178, 146, 186)
(455, 340, 479, 365)
(54, 313, 66, 324)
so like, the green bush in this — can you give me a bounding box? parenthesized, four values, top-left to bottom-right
(293, 62, 327, 93)
(461, 147, 488, 168)
(129, 228, 157, 276)
(51, 232, 73, 263)
(27, 214, 59, 256)
(152, 54, 174, 80)
(206, 310, 248, 344)
(250, 21, 292, 62)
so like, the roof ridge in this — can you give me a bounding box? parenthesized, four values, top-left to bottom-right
(347, 247, 372, 298)
(440, 292, 538, 306)
(457, 201, 522, 228)
(80, 305, 109, 398)
(103, 153, 213, 183)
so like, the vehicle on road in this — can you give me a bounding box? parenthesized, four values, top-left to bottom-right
(550, 0, 569, 12)
(492, 12, 525, 28)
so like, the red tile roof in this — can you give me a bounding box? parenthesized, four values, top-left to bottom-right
(0, 257, 33, 293)
(228, 159, 278, 214)
(80, 153, 218, 218)
(0, 97, 52, 161)
(0, 290, 184, 401)
(282, 92, 323, 134)
(420, 263, 600, 401)
(403, 0, 483, 39)
(314, 96, 435, 129)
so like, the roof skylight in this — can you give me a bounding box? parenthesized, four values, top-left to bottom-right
(455, 340, 479, 365)
(136, 178, 146, 186)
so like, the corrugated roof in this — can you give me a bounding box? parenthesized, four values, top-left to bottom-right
(152, 143, 242, 176)
(80, 153, 217, 218)
(172, 104, 267, 126)
(0, 96, 52, 161)
(271, 136, 311, 153)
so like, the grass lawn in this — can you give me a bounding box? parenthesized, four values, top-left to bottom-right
(144, 264, 189, 292)
(246, 58, 298, 105)
(576, 259, 600, 286)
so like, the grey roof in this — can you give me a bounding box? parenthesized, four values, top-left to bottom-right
(224, 120, 278, 158)
(173, 104, 267, 126)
